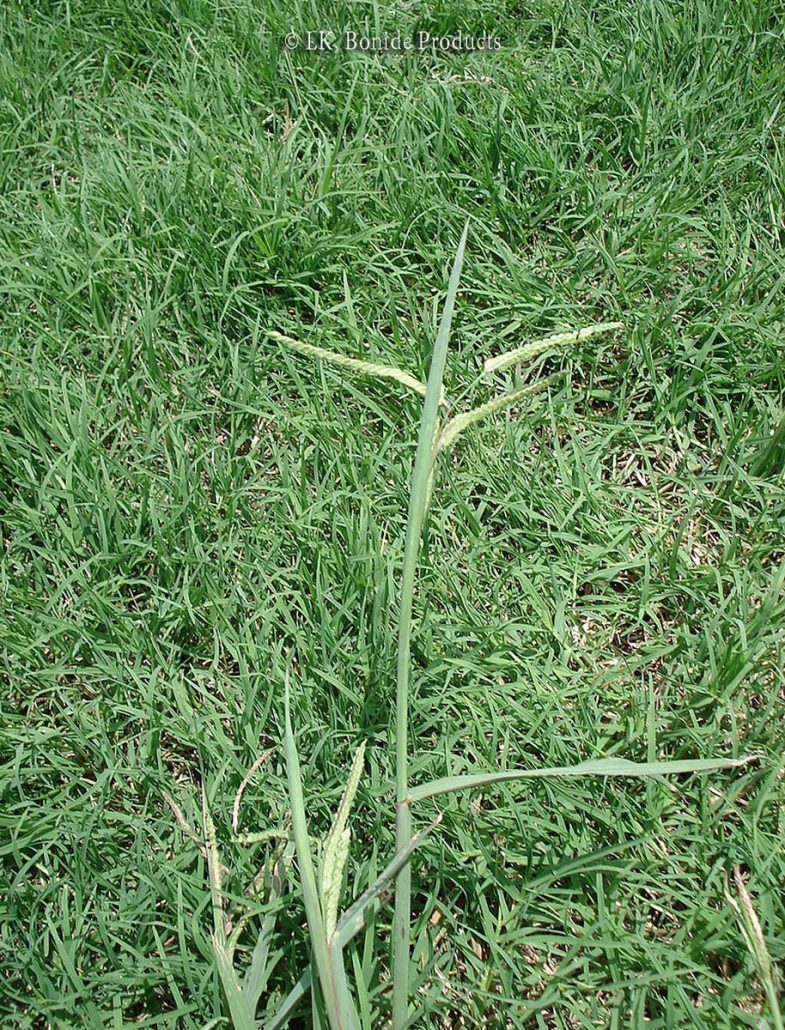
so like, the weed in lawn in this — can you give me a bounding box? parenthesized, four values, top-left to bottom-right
(263, 228, 752, 1028)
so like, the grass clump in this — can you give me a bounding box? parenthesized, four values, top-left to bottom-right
(268, 226, 751, 1028)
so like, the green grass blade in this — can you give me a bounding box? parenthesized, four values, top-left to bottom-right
(726, 865, 784, 1030)
(408, 756, 753, 803)
(435, 374, 561, 454)
(268, 816, 441, 1029)
(265, 969, 311, 1030)
(270, 331, 435, 401)
(212, 939, 257, 1030)
(334, 814, 441, 951)
(244, 843, 294, 1007)
(327, 943, 362, 1030)
(202, 787, 258, 1028)
(393, 220, 470, 1030)
(283, 678, 357, 1029)
(483, 321, 623, 375)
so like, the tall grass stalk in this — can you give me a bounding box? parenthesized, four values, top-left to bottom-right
(391, 222, 469, 1027)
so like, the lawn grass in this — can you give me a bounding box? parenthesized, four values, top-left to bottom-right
(1, 0, 784, 1026)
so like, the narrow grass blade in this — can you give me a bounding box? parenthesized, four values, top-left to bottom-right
(270, 331, 436, 401)
(265, 968, 311, 1030)
(483, 321, 623, 375)
(726, 865, 784, 1030)
(435, 374, 560, 454)
(267, 816, 441, 1029)
(212, 939, 257, 1030)
(334, 814, 441, 950)
(393, 220, 469, 1030)
(283, 678, 357, 1029)
(245, 842, 294, 1008)
(408, 756, 753, 803)
(320, 742, 366, 939)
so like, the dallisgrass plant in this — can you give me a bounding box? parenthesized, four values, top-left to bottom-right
(190, 226, 750, 1029)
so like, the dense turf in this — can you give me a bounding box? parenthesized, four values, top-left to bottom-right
(1, 1, 784, 1026)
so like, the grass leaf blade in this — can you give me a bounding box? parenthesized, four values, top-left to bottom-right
(409, 756, 754, 803)
(265, 968, 312, 1030)
(393, 219, 469, 1029)
(244, 842, 294, 1006)
(726, 865, 784, 1030)
(335, 814, 441, 951)
(284, 677, 355, 1028)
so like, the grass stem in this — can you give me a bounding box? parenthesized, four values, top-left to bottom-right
(391, 222, 469, 1028)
